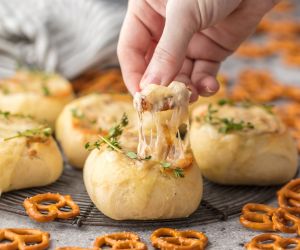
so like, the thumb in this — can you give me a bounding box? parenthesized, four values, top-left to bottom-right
(141, 0, 242, 89)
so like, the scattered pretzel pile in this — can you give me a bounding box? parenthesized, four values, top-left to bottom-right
(236, 0, 300, 66)
(55, 229, 208, 250)
(0, 228, 50, 250)
(241, 178, 300, 249)
(72, 68, 127, 96)
(228, 69, 300, 152)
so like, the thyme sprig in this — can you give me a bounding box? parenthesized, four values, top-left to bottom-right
(4, 127, 52, 141)
(160, 161, 185, 178)
(85, 113, 184, 178)
(202, 103, 255, 134)
(0, 111, 10, 119)
(217, 99, 274, 114)
(71, 108, 97, 125)
(85, 113, 128, 151)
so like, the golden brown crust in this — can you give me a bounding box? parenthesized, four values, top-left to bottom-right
(94, 232, 147, 250)
(240, 203, 276, 231)
(245, 233, 300, 250)
(23, 193, 80, 223)
(0, 228, 50, 250)
(277, 179, 300, 208)
(151, 228, 208, 250)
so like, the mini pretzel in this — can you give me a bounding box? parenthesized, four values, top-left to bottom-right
(94, 232, 147, 250)
(240, 203, 276, 231)
(23, 193, 80, 223)
(56, 248, 94, 250)
(245, 233, 300, 250)
(0, 228, 50, 250)
(273, 207, 300, 235)
(236, 42, 274, 58)
(277, 179, 300, 208)
(151, 228, 208, 250)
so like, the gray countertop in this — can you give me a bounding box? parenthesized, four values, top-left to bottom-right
(1, 2, 300, 249)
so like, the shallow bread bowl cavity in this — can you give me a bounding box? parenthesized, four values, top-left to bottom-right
(0, 70, 74, 127)
(55, 93, 136, 169)
(190, 101, 298, 186)
(0, 112, 63, 195)
(84, 147, 203, 220)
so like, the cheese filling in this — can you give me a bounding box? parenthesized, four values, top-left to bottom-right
(133, 82, 191, 164)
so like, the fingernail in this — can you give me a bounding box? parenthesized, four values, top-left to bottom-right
(206, 84, 219, 93)
(140, 73, 161, 89)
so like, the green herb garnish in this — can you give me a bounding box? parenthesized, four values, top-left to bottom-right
(174, 167, 185, 178)
(71, 108, 85, 119)
(218, 99, 234, 106)
(42, 85, 51, 96)
(218, 118, 254, 134)
(261, 104, 274, 114)
(85, 113, 128, 151)
(201, 104, 255, 134)
(160, 161, 185, 178)
(4, 127, 52, 141)
(0, 111, 10, 119)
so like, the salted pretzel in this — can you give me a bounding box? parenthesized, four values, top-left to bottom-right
(240, 203, 276, 231)
(56, 248, 94, 250)
(245, 233, 300, 250)
(236, 42, 274, 58)
(150, 228, 208, 250)
(0, 228, 50, 250)
(272, 207, 300, 235)
(277, 179, 300, 208)
(94, 232, 147, 250)
(230, 70, 283, 103)
(23, 193, 80, 223)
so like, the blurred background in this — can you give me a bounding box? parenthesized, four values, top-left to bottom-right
(0, 0, 127, 78)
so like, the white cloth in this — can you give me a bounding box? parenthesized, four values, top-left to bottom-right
(0, 0, 127, 78)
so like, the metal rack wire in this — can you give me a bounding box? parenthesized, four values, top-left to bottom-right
(0, 165, 278, 229)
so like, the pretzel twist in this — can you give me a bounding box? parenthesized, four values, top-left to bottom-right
(245, 233, 300, 250)
(277, 179, 300, 208)
(23, 193, 80, 223)
(151, 228, 208, 250)
(0, 228, 50, 250)
(240, 203, 276, 231)
(94, 232, 147, 250)
(272, 207, 300, 235)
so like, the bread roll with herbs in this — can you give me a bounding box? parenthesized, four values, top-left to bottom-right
(0, 70, 74, 127)
(55, 93, 136, 168)
(190, 100, 298, 185)
(84, 82, 203, 220)
(0, 111, 63, 195)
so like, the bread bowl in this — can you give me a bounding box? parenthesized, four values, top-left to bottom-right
(190, 100, 298, 185)
(56, 93, 136, 168)
(0, 70, 74, 127)
(0, 111, 63, 195)
(83, 82, 203, 220)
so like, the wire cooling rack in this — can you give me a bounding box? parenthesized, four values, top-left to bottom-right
(0, 164, 279, 229)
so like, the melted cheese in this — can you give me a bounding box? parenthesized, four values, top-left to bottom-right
(133, 82, 191, 163)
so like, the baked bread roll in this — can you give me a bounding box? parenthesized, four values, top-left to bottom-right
(190, 100, 298, 185)
(55, 93, 136, 169)
(0, 111, 63, 195)
(0, 70, 74, 127)
(84, 82, 203, 220)
(84, 145, 202, 220)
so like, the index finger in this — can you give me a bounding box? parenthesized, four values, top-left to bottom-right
(117, 12, 151, 95)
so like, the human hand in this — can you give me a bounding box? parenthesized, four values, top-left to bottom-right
(118, 0, 278, 101)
